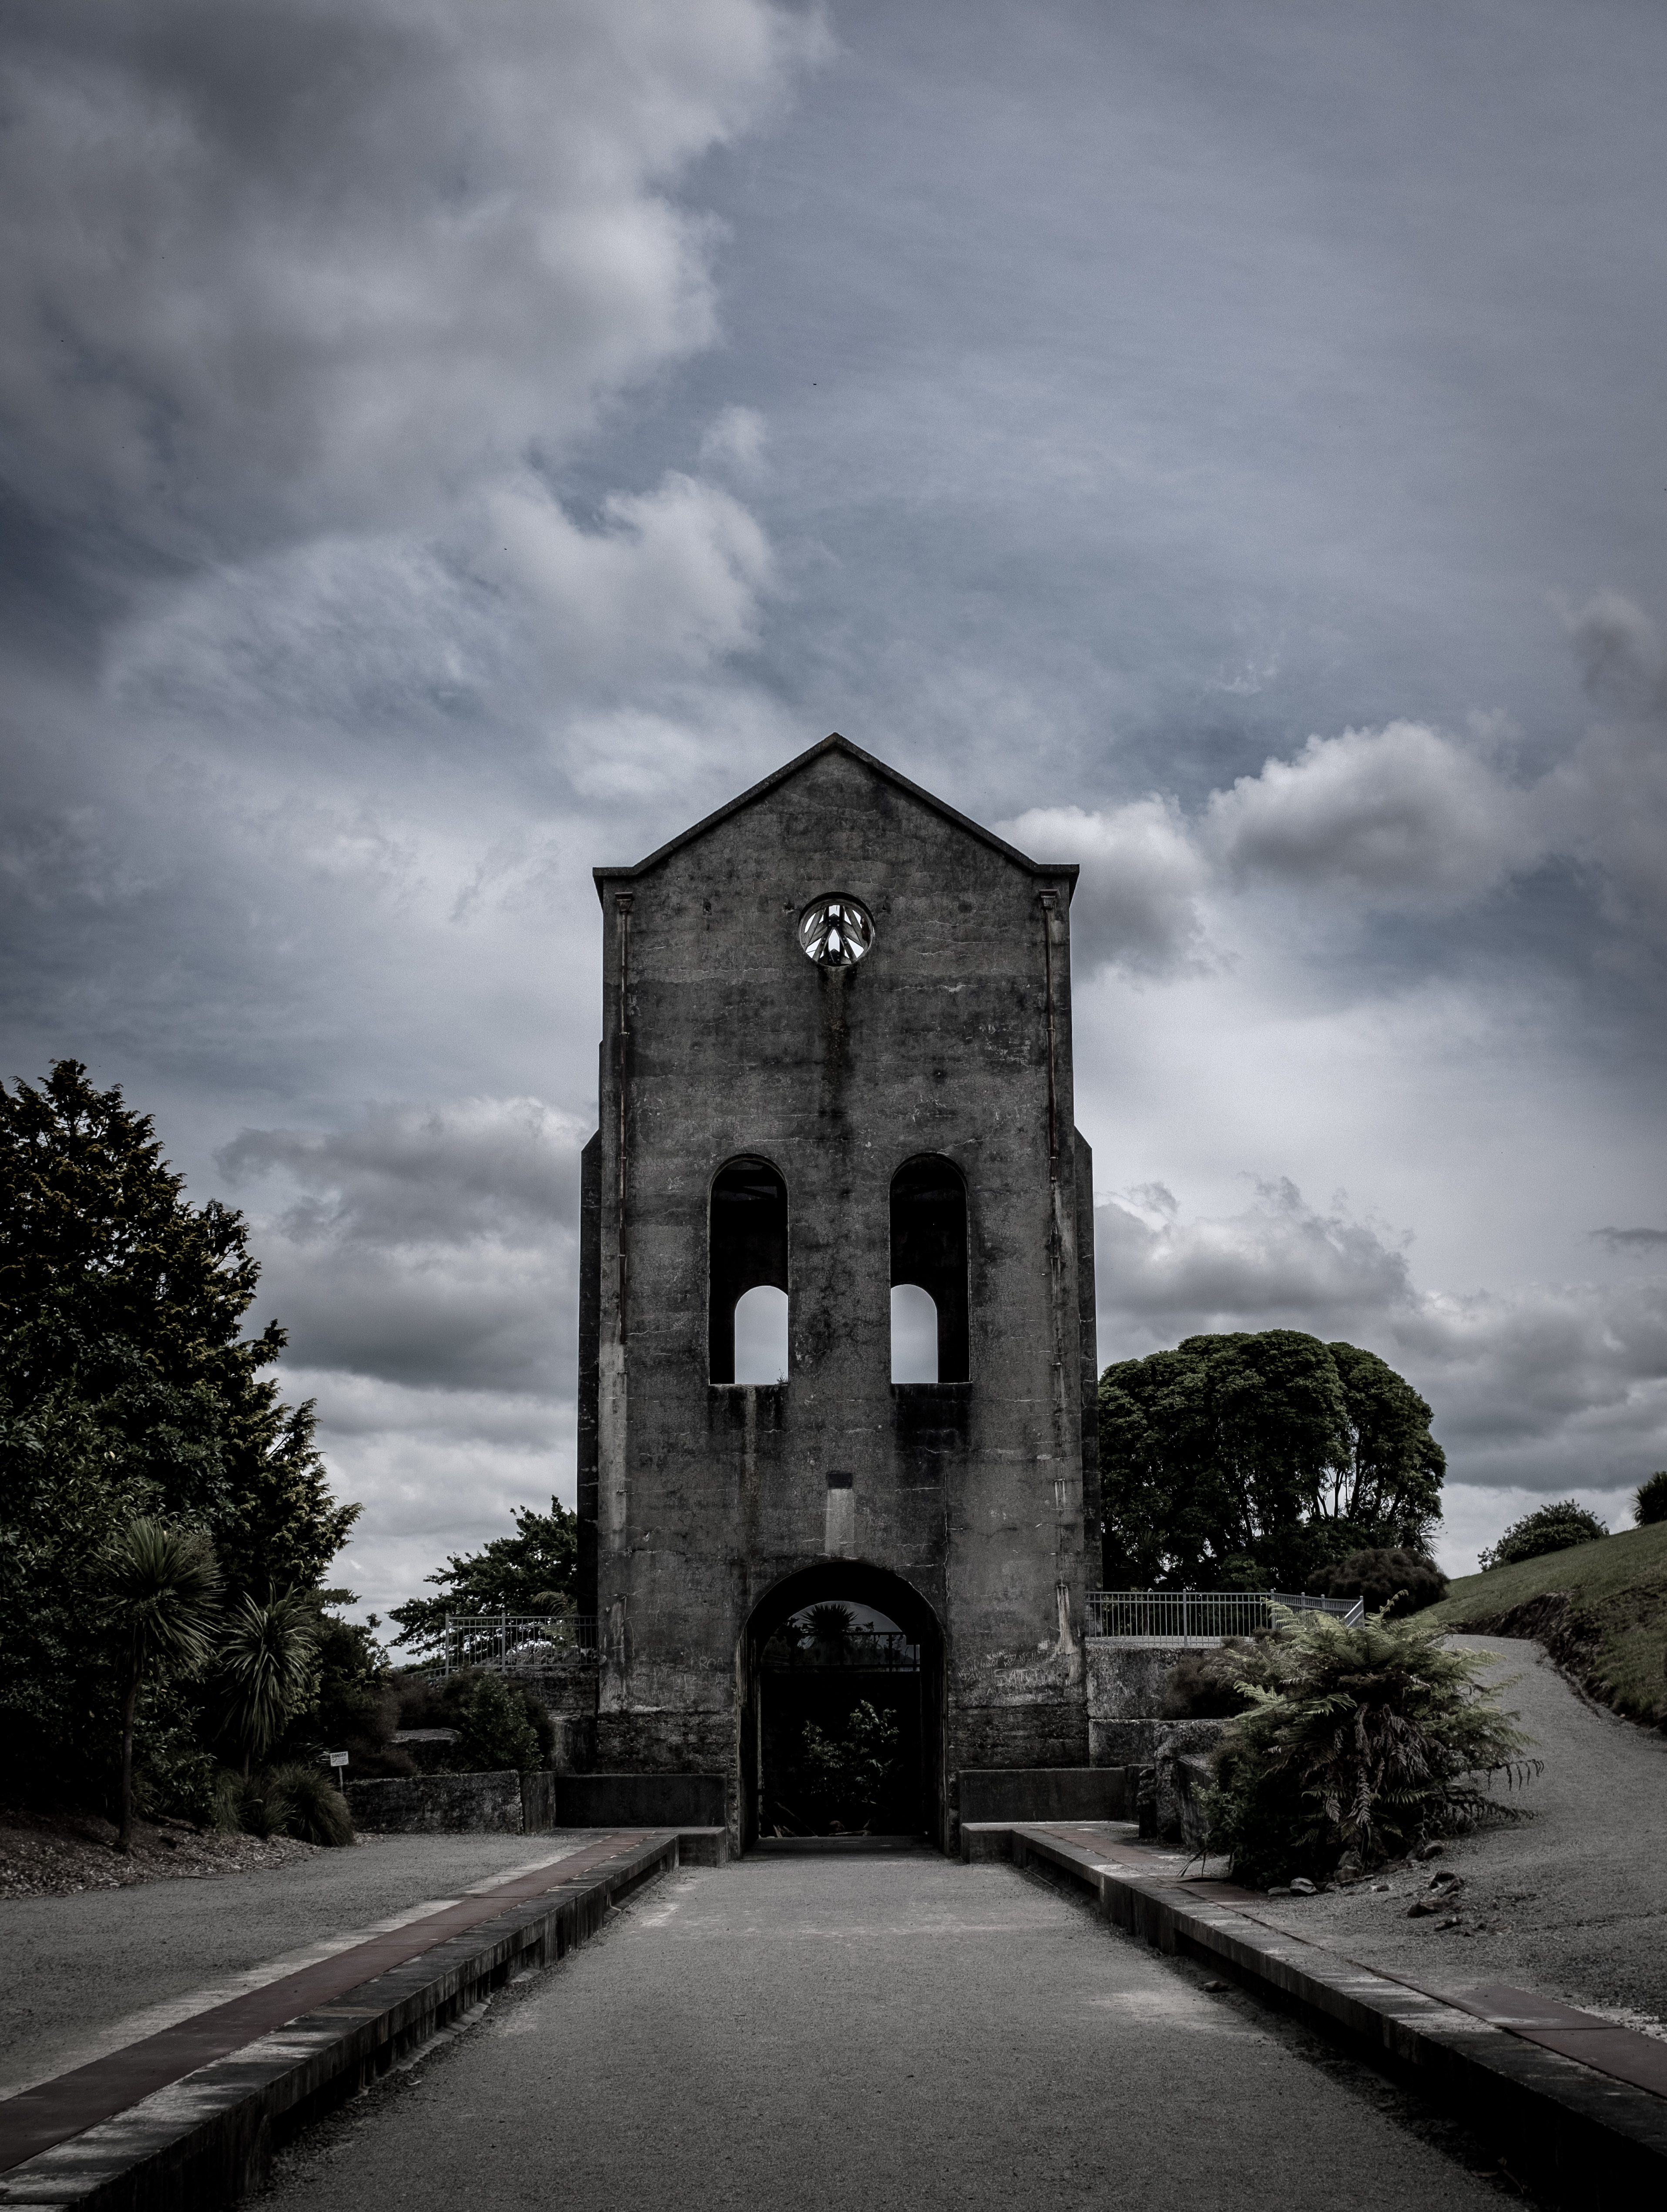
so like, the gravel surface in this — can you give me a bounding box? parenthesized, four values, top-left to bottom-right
(261, 1852, 1523, 2212)
(1247, 1635, 1667, 2027)
(0, 1830, 595, 2096)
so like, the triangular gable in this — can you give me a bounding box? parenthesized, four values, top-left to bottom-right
(592, 733, 1079, 902)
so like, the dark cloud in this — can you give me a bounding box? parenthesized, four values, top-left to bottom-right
(1592, 1227, 1667, 1253)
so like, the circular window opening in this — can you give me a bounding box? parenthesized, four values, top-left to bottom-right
(799, 895, 875, 967)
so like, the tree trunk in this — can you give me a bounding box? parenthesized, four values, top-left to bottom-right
(116, 1655, 140, 1855)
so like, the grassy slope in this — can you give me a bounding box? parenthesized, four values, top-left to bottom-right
(1426, 1521, 1667, 1723)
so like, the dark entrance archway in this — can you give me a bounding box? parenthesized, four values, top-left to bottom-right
(740, 1564, 945, 1852)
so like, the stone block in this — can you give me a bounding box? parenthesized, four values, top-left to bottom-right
(557, 1772, 727, 1827)
(344, 1770, 526, 1834)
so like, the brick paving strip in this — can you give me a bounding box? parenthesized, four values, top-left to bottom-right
(0, 1831, 651, 2178)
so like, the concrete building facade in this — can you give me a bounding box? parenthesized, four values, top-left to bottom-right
(576, 735, 1097, 1849)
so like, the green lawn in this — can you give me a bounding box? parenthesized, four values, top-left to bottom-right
(1427, 1521, 1667, 1723)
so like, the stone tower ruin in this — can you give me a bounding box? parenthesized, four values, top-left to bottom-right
(576, 734, 1097, 1849)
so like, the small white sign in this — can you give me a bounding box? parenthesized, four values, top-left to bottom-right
(328, 1751, 350, 1768)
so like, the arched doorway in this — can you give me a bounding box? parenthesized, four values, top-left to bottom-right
(740, 1564, 945, 1851)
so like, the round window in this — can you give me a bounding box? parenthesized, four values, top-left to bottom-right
(798, 894, 875, 967)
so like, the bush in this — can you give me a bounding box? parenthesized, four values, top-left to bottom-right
(1206, 1605, 1539, 1887)
(1306, 1547, 1447, 1618)
(394, 1669, 552, 1770)
(1161, 1637, 1285, 1719)
(1479, 1499, 1608, 1571)
(227, 1761, 354, 1845)
(1635, 1472, 1667, 1527)
(452, 1671, 543, 1774)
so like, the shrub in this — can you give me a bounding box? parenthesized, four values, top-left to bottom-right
(395, 1669, 551, 1769)
(1206, 1605, 1539, 1887)
(228, 1762, 354, 1845)
(1478, 1499, 1608, 1571)
(1160, 1637, 1285, 1718)
(452, 1670, 543, 1774)
(799, 1700, 900, 1830)
(1307, 1547, 1447, 1618)
(1635, 1472, 1667, 1527)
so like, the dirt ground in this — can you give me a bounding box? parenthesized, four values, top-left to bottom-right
(0, 1804, 320, 1899)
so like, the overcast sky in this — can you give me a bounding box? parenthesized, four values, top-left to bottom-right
(3, 0, 1664, 1615)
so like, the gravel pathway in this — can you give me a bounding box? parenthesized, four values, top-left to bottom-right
(1247, 1635, 1667, 2026)
(261, 1851, 1515, 2212)
(0, 1831, 595, 2097)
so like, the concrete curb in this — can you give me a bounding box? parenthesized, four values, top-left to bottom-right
(974, 1823, 1667, 2206)
(0, 1830, 698, 2212)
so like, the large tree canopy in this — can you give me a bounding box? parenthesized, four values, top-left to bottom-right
(0, 1061, 358, 1804)
(1098, 1329, 1444, 1591)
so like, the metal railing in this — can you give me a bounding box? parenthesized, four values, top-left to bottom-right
(1085, 1588, 1365, 1644)
(443, 1613, 601, 1674)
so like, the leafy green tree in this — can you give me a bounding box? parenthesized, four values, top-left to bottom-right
(1306, 1547, 1447, 1618)
(1206, 1605, 1540, 1884)
(1098, 1330, 1444, 1590)
(0, 1061, 358, 1810)
(389, 1498, 578, 1658)
(1479, 1498, 1608, 1571)
(1633, 1472, 1667, 1527)
(101, 1519, 222, 1850)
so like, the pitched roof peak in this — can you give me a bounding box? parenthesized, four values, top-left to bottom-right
(592, 732, 1079, 900)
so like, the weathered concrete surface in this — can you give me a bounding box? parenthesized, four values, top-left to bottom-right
(577, 737, 1102, 1850)
(262, 1854, 1510, 2212)
(957, 1766, 1132, 1823)
(1085, 1638, 1203, 1724)
(0, 1834, 597, 2100)
(1249, 1636, 1667, 2024)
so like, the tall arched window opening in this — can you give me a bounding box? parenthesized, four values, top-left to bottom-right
(889, 1155, 968, 1384)
(710, 1157, 789, 1384)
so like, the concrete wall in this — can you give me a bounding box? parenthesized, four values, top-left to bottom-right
(345, 1771, 528, 1835)
(577, 737, 1098, 1848)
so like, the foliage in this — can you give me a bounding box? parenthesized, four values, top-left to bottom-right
(451, 1671, 545, 1773)
(1206, 1606, 1540, 1886)
(1634, 1472, 1667, 1527)
(388, 1498, 578, 1659)
(272, 1594, 407, 1776)
(1160, 1636, 1284, 1719)
(100, 1518, 223, 1849)
(1099, 1331, 1445, 1590)
(1307, 1547, 1448, 1618)
(231, 1761, 355, 1846)
(214, 1591, 321, 1774)
(1425, 1519, 1667, 1725)
(1479, 1498, 1608, 1572)
(394, 1669, 553, 1771)
(799, 1699, 900, 1831)
(0, 1061, 359, 1817)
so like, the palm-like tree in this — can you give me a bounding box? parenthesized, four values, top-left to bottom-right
(217, 1590, 321, 1776)
(102, 1518, 221, 1853)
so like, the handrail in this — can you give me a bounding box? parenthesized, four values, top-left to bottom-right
(1085, 1588, 1365, 1644)
(442, 1612, 602, 1674)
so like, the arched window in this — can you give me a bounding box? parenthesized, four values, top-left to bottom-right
(889, 1156, 968, 1384)
(710, 1157, 789, 1384)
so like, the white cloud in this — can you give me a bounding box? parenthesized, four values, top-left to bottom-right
(1005, 797, 1209, 976)
(1205, 718, 1540, 907)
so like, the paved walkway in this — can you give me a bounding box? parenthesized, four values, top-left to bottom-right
(0, 1831, 597, 2098)
(262, 1852, 1507, 2212)
(1250, 1636, 1667, 2025)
